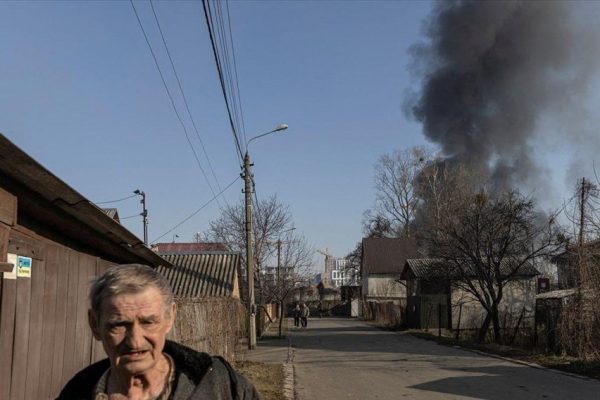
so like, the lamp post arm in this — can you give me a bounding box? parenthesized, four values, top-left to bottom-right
(246, 124, 288, 149)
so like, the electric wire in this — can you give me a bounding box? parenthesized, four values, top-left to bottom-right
(149, 0, 225, 201)
(204, 0, 244, 162)
(150, 175, 240, 244)
(225, 0, 247, 146)
(213, 1, 243, 147)
(120, 214, 142, 220)
(96, 194, 138, 205)
(130, 0, 222, 208)
(202, 0, 245, 164)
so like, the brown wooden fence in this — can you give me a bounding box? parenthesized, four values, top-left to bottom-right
(0, 225, 246, 399)
(0, 225, 114, 400)
(169, 297, 246, 363)
(362, 300, 406, 328)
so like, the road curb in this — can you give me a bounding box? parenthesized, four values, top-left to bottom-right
(461, 346, 598, 382)
(284, 336, 295, 400)
(405, 331, 599, 382)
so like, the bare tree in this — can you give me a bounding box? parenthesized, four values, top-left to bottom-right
(367, 147, 432, 237)
(559, 177, 600, 359)
(208, 195, 290, 266)
(262, 231, 314, 337)
(344, 241, 362, 284)
(206, 194, 293, 305)
(424, 190, 562, 343)
(416, 160, 485, 233)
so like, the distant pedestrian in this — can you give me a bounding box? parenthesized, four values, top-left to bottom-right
(293, 304, 301, 327)
(301, 303, 310, 327)
(317, 301, 323, 318)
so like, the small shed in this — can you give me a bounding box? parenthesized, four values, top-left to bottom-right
(154, 245, 244, 361)
(535, 288, 576, 352)
(402, 259, 450, 329)
(0, 133, 169, 399)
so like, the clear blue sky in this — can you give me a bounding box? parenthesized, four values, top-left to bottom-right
(1, 1, 595, 266)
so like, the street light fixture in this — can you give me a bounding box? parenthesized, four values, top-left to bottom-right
(243, 124, 289, 350)
(134, 189, 148, 246)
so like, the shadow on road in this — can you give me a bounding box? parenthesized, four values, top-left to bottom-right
(408, 364, 575, 400)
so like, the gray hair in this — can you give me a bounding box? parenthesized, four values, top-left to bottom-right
(89, 264, 174, 318)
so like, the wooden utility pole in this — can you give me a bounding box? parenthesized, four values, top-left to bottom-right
(578, 178, 586, 291)
(244, 151, 256, 350)
(576, 177, 586, 356)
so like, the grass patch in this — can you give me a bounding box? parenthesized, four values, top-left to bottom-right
(409, 331, 600, 380)
(235, 360, 285, 400)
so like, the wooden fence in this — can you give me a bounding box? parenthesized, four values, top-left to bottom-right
(362, 300, 406, 328)
(169, 297, 246, 363)
(0, 226, 114, 400)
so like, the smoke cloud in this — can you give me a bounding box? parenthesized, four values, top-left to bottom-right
(408, 0, 600, 193)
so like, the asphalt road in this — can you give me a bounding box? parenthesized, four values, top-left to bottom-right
(285, 318, 600, 400)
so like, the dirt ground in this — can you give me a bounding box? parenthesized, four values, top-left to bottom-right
(235, 360, 285, 400)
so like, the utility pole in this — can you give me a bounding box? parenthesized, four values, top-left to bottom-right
(243, 151, 256, 350)
(134, 189, 148, 246)
(578, 177, 586, 290)
(242, 123, 289, 350)
(277, 239, 282, 282)
(576, 177, 587, 356)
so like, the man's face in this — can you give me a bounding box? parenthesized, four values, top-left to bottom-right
(89, 286, 175, 376)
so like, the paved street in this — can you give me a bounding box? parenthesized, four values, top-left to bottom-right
(248, 318, 600, 400)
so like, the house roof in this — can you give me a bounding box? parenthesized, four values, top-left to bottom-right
(361, 237, 419, 274)
(0, 133, 168, 267)
(153, 242, 229, 254)
(402, 258, 540, 280)
(157, 252, 240, 297)
(402, 258, 447, 279)
(102, 208, 120, 223)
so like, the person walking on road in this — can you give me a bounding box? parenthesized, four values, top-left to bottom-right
(317, 301, 323, 318)
(293, 303, 301, 327)
(300, 303, 310, 328)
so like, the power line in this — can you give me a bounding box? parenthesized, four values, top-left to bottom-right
(96, 193, 137, 205)
(150, 175, 240, 244)
(129, 0, 222, 208)
(213, 1, 244, 146)
(149, 0, 225, 199)
(225, 0, 247, 146)
(120, 214, 142, 220)
(202, 0, 244, 164)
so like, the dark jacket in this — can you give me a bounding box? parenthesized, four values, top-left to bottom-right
(57, 340, 259, 400)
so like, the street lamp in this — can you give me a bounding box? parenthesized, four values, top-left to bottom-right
(134, 189, 148, 246)
(244, 123, 288, 350)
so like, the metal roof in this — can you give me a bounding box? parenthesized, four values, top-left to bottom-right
(102, 208, 120, 222)
(361, 237, 419, 274)
(157, 252, 240, 297)
(402, 258, 539, 280)
(0, 133, 168, 267)
(153, 242, 229, 253)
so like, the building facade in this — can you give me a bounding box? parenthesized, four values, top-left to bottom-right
(323, 256, 357, 287)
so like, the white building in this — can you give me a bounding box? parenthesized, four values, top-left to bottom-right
(323, 257, 358, 287)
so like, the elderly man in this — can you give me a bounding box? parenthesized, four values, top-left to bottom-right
(58, 264, 259, 399)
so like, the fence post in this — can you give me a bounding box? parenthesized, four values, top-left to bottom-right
(438, 303, 442, 337)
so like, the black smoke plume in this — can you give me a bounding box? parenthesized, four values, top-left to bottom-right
(409, 0, 600, 192)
